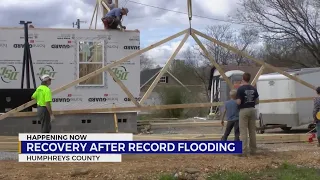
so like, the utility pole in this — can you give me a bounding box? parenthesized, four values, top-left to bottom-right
(72, 19, 87, 29)
(19, 20, 36, 89)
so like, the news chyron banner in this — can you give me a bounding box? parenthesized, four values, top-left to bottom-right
(18, 133, 242, 162)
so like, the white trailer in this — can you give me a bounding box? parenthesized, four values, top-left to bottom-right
(0, 27, 140, 134)
(256, 68, 320, 133)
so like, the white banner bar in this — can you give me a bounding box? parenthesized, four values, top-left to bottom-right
(19, 133, 133, 141)
(18, 154, 122, 162)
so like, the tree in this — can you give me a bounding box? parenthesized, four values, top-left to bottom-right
(232, 27, 260, 65)
(201, 25, 259, 65)
(261, 38, 318, 67)
(233, 0, 320, 66)
(203, 24, 234, 65)
(140, 54, 155, 71)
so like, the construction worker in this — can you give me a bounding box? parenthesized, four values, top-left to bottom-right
(31, 74, 55, 133)
(236, 72, 259, 157)
(313, 86, 320, 147)
(101, 7, 129, 30)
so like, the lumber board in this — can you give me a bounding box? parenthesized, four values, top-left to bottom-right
(0, 29, 189, 121)
(140, 33, 189, 104)
(101, 1, 111, 12)
(9, 97, 315, 117)
(148, 121, 260, 127)
(134, 134, 310, 143)
(95, 1, 99, 29)
(191, 33, 234, 90)
(192, 29, 316, 91)
(107, 68, 141, 107)
(251, 66, 265, 86)
(166, 71, 191, 92)
(89, 2, 98, 29)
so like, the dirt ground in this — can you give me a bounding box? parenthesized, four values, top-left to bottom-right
(0, 143, 319, 180)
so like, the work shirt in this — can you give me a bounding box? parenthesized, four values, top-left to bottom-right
(236, 84, 259, 109)
(225, 100, 239, 121)
(313, 97, 320, 124)
(105, 8, 122, 19)
(32, 85, 52, 107)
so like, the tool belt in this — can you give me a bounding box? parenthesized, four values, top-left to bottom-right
(102, 17, 115, 26)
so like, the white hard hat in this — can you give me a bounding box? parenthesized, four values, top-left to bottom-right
(40, 74, 54, 82)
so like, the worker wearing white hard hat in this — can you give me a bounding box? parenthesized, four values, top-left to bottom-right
(31, 74, 55, 133)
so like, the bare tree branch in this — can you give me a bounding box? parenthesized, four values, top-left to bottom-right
(233, 0, 320, 65)
(140, 54, 155, 71)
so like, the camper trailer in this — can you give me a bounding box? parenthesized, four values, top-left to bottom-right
(257, 68, 320, 132)
(0, 27, 140, 135)
(209, 70, 244, 115)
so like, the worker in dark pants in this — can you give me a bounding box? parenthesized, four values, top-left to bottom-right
(221, 90, 240, 141)
(101, 7, 128, 30)
(31, 75, 55, 133)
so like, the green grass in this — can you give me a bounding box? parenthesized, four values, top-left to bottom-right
(207, 163, 320, 180)
(158, 174, 177, 180)
(158, 163, 320, 180)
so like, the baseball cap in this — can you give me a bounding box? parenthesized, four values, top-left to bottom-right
(122, 7, 129, 15)
(40, 74, 54, 82)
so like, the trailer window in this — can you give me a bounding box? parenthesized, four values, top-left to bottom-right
(78, 40, 104, 86)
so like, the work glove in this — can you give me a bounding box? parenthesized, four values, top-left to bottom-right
(50, 115, 55, 122)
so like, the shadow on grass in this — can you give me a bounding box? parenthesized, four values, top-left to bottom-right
(159, 163, 320, 180)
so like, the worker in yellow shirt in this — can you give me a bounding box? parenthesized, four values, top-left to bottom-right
(31, 74, 54, 133)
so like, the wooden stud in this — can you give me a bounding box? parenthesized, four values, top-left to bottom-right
(191, 32, 234, 90)
(140, 33, 189, 104)
(251, 66, 265, 86)
(89, 1, 98, 29)
(113, 104, 119, 132)
(107, 68, 141, 107)
(95, 2, 99, 29)
(134, 134, 310, 143)
(166, 71, 191, 92)
(0, 29, 189, 121)
(101, 0, 111, 12)
(192, 29, 316, 90)
(115, 0, 118, 8)
(10, 97, 315, 117)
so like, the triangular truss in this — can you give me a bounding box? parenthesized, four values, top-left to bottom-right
(0, 27, 316, 120)
(0, 0, 317, 120)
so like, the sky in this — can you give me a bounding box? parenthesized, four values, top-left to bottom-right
(0, 0, 242, 65)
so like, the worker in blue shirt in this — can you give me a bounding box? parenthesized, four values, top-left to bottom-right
(102, 7, 129, 30)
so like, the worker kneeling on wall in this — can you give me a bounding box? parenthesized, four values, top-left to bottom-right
(102, 7, 129, 30)
(313, 86, 320, 147)
(31, 75, 55, 133)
